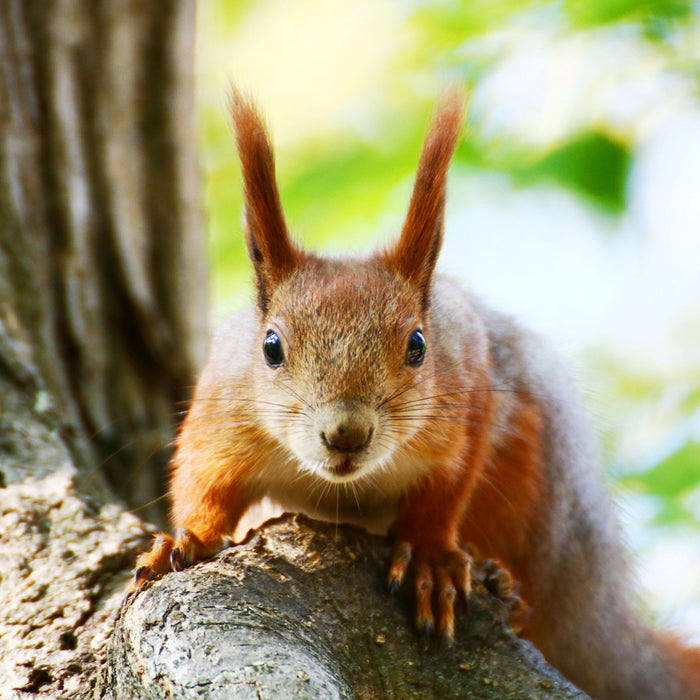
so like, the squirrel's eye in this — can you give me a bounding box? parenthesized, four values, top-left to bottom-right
(406, 329, 426, 367)
(263, 331, 285, 367)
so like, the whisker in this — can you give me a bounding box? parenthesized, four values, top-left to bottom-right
(276, 381, 314, 412)
(335, 486, 340, 538)
(314, 477, 333, 512)
(349, 480, 362, 513)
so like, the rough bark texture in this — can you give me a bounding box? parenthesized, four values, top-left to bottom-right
(0, 473, 150, 697)
(0, 0, 205, 696)
(103, 514, 591, 700)
(0, 0, 207, 515)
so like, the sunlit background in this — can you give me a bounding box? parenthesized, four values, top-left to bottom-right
(195, 0, 700, 641)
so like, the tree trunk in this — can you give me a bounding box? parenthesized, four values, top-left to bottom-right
(0, 0, 205, 696)
(0, 0, 207, 514)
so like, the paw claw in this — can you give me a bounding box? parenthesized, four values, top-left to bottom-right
(440, 628, 455, 645)
(133, 565, 152, 587)
(389, 542, 471, 641)
(132, 529, 220, 586)
(388, 540, 412, 592)
(170, 548, 184, 572)
(417, 619, 435, 638)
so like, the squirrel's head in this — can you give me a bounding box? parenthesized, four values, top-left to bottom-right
(230, 88, 465, 485)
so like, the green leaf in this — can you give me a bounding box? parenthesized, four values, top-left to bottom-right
(410, 0, 546, 44)
(514, 132, 631, 212)
(622, 442, 700, 528)
(563, 0, 693, 27)
(626, 443, 700, 498)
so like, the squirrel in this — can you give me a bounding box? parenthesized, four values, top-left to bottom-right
(134, 87, 700, 700)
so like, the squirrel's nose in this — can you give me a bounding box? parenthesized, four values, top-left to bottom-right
(321, 423, 374, 454)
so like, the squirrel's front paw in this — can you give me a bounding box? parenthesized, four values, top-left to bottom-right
(473, 558, 530, 635)
(131, 528, 210, 590)
(388, 540, 471, 641)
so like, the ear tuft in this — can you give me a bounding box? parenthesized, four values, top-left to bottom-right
(229, 87, 300, 312)
(385, 86, 466, 307)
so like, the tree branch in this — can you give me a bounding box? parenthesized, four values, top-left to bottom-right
(104, 514, 590, 699)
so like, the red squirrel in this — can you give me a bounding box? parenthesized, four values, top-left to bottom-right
(135, 88, 700, 700)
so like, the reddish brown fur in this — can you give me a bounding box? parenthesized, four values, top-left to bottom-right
(385, 88, 465, 305)
(663, 636, 700, 696)
(229, 88, 301, 310)
(392, 362, 494, 552)
(134, 88, 700, 700)
(461, 389, 546, 590)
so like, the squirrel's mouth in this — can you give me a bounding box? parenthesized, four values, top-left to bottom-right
(317, 458, 362, 482)
(332, 459, 359, 477)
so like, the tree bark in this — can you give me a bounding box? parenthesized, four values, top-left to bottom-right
(102, 514, 591, 699)
(0, 0, 207, 514)
(0, 0, 205, 696)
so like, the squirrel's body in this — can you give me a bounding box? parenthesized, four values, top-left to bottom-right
(136, 89, 700, 700)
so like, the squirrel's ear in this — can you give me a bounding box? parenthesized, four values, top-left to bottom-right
(385, 88, 466, 307)
(230, 88, 301, 313)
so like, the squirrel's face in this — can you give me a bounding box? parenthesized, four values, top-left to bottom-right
(229, 86, 465, 486)
(254, 258, 436, 484)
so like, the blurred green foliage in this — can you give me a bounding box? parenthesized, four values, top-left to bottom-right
(515, 132, 631, 211)
(410, 0, 546, 43)
(623, 442, 700, 526)
(563, 0, 693, 28)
